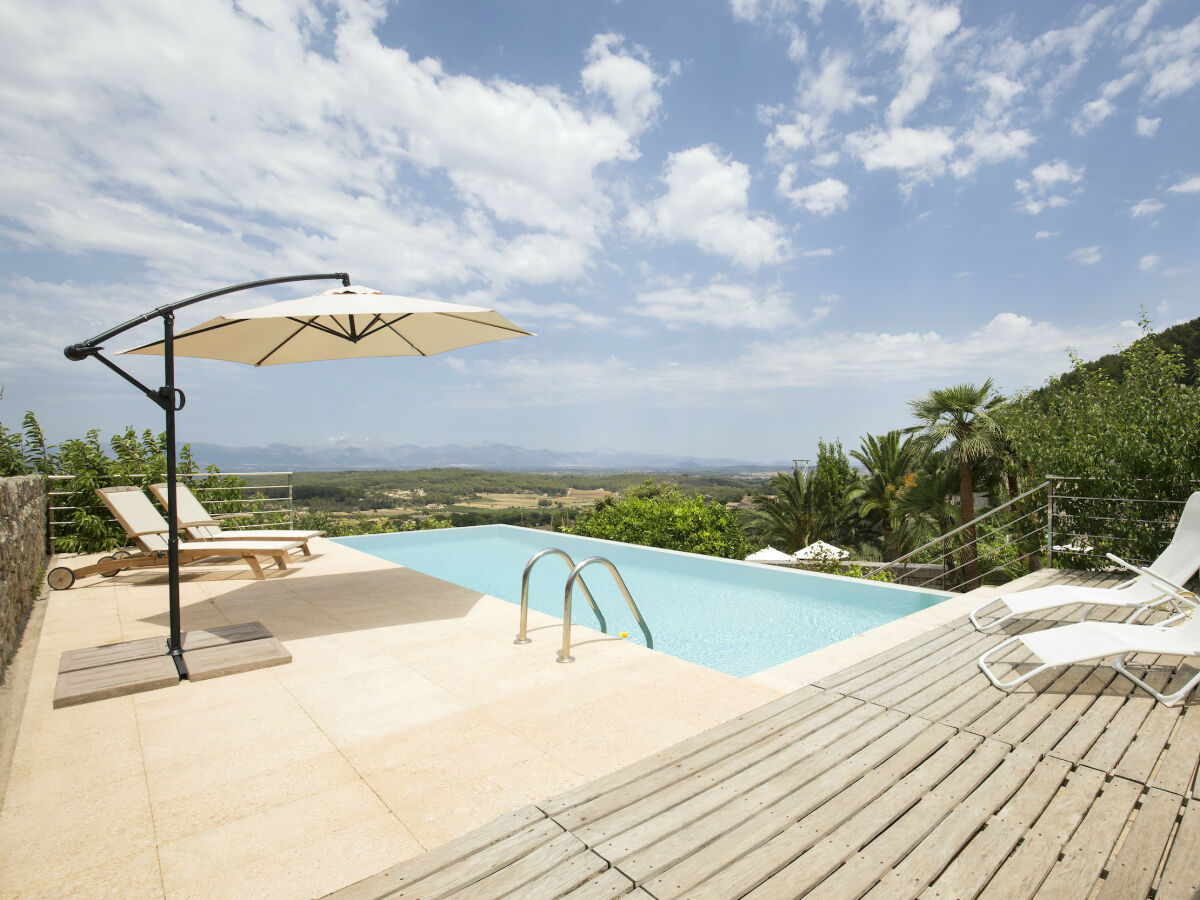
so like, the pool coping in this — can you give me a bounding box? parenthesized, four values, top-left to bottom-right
(335, 523, 956, 600)
(745, 567, 1064, 691)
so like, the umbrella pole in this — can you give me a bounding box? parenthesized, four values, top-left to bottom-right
(62, 272, 352, 680)
(163, 311, 184, 671)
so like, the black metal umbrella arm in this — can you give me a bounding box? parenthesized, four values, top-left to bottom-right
(63, 272, 351, 674)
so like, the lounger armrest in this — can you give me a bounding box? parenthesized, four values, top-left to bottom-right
(1105, 552, 1195, 606)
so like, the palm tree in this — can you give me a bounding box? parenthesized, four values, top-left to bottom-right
(908, 380, 1007, 588)
(745, 468, 831, 554)
(847, 430, 923, 559)
(894, 454, 962, 588)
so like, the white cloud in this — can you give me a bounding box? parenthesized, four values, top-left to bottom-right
(628, 145, 790, 268)
(858, 0, 962, 127)
(1168, 175, 1200, 193)
(1139, 253, 1160, 271)
(466, 313, 1141, 405)
(1014, 160, 1084, 214)
(0, 4, 674, 301)
(951, 128, 1036, 178)
(629, 281, 798, 329)
(491, 298, 615, 330)
(845, 126, 956, 184)
(1126, 15, 1200, 103)
(801, 247, 835, 257)
(581, 34, 666, 133)
(977, 72, 1025, 119)
(1126, 0, 1165, 43)
(1130, 198, 1164, 218)
(768, 52, 875, 158)
(1028, 8, 1115, 109)
(1136, 115, 1162, 136)
(776, 169, 849, 215)
(1035, 230, 1059, 240)
(1068, 246, 1102, 265)
(1072, 97, 1116, 133)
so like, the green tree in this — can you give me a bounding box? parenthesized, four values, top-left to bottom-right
(1007, 326, 1200, 568)
(908, 380, 1006, 588)
(566, 490, 749, 559)
(744, 468, 829, 553)
(847, 430, 923, 558)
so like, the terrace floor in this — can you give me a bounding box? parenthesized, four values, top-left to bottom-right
(4, 546, 1198, 899)
(332, 569, 1200, 900)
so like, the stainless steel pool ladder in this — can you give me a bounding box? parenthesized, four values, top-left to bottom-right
(516, 548, 653, 663)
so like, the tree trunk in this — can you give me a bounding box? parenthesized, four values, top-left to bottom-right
(959, 456, 980, 589)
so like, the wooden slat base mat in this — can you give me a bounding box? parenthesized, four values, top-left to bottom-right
(328, 570, 1200, 899)
(54, 621, 286, 707)
(180, 636, 291, 681)
(53, 655, 180, 708)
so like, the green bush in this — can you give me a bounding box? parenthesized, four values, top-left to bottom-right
(565, 485, 750, 559)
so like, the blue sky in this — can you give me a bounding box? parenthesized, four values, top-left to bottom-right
(1, 0, 1197, 463)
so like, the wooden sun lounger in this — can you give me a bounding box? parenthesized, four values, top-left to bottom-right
(148, 481, 324, 554)
(46, 486, 306, 589)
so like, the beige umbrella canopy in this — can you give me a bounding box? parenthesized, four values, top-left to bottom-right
(121, 285, 533, 365)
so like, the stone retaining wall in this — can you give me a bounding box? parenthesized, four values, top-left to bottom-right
(1, 475, 47, 682)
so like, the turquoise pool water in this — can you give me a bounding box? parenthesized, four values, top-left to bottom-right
(335, 525, 948, 677)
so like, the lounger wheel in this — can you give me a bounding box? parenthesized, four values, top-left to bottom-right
(113, 549, 133, 560)
(98, 555, 120, 577)
(47, 567, 75, 590)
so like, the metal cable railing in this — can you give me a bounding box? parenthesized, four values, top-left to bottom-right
(869, 476, 1198, 592)
(48, 471, 295, 546)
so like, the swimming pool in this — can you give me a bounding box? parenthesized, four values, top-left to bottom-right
(335, 525, 949, 677)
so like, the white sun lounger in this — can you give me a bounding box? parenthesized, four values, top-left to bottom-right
(969, 491, 1200, 631)
(149, 482, 323, 553)
(978, 613, 1200, 706)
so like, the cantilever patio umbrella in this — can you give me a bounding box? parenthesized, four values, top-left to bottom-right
(62, 274, 532, 675)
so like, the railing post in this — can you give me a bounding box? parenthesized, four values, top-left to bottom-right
(288, 472, 294, 529)
(1046, 478, 1055, 570)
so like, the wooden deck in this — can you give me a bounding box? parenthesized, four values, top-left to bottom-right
(329, 571, 1200, 899)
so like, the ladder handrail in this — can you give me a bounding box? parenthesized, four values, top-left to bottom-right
(559, 556, 653, 663)
(515, 548, 606, 644)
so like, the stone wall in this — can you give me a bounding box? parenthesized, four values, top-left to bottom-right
(1, 475, 47, 682)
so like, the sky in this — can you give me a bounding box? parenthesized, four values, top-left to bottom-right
(1, 0, 1198, 464)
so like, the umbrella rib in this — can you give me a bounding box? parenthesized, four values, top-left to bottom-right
(125, 317, 245, 352)
(437, 312, 532, 336)
(382, 317, 427, 356)
(255, 319, 312, 366)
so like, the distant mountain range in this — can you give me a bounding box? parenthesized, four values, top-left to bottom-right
(186, 438, 784, 473)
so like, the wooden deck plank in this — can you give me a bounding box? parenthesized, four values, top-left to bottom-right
(861, 630, 997, 709)
(739, 733, 988, 900)
(1112, 670, 1189, 784)
(439, 832, 590, 900)
(795, 738, 1013, 900)
(1078, 668, 1167, 772)
(541, 687, 835, 824)
(322, 806, 546, 899)
(987, 664, 1096, 746)
(559, 868, 636, 899)
(567, 695, 871, 845)
(919, 756, 1073, 900)
(1094, 787, 1182, 900)
(1154, 705, 1200, 797)
(1018, 665, 1121, 755)
(976, 766, 1108, 900)
(1022, 775, 1142, 900)
(631, 716, 946, 897)
(674, 721, 958, 900)
(1154, 799, 1200, 900)
(58, 635, 168, 673)
(812, 626, 960, 692)
(586, 702, 903, 865)
(862, 745, 1043, 899)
